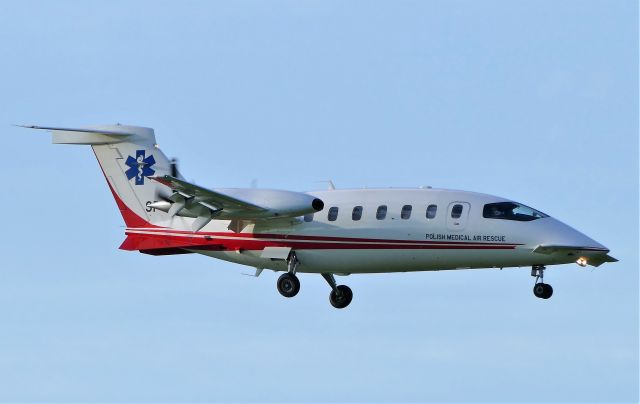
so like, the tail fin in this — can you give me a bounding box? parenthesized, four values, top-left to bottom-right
(26, 124, 175, 228)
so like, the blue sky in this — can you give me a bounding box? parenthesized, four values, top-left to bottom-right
(0, 1, 637, 402)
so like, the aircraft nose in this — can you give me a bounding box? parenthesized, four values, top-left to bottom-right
(546, 218, 608, 250)
(537, 218, 616, 266)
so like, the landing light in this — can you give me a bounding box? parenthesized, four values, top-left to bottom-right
(576, 257, 588, 267)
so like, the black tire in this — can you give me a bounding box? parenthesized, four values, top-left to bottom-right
(533, 283, 546, 298)
(329, 285, 353, 309)
(542, 283, 553, 299)
(277, 273, 300, 298)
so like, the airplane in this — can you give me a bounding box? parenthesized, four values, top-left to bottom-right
(24, 124, 617, 308)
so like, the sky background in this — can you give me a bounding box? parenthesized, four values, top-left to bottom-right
(0, 0, 637, 402)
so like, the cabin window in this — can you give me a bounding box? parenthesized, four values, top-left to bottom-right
(426, 204, 437, 219)
(451, 204, 463, 219)
(328, 207, 339, 221)
(352, 206, 363, 221)
(401, 205, 412, 219)
(483, 202, 548, 221)
(303, 213, 314, 222)
(376, 205, 387, 220)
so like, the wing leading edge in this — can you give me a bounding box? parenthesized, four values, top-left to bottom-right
(149, 175, 324, 231)
(152, 175, 266, 213)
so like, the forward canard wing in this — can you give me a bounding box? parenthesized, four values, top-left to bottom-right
(533, 244, 618, 267)
(150, 175, 324, 231)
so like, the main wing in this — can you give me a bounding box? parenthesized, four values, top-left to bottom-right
(149, 175, 324, 231)
(152, 175, 265, 215)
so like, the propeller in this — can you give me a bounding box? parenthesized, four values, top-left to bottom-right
(170, 157, 180, 178)
(148, 158, 181, 212)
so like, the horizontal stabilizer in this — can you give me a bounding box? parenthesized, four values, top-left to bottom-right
(19, 124, 135, 136)
(20, 124, 156, 145)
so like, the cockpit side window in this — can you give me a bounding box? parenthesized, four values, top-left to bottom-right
(483, 202, 548, 221)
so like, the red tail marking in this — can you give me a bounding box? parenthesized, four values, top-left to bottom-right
(92, 148, 159, 229)
(105, 181, 154, 228)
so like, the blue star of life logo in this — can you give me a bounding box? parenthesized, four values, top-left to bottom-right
(125, 150, 156, 185)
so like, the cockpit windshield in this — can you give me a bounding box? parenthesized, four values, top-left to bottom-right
(483, 202, 548, 222)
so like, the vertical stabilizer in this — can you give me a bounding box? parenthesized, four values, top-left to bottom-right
(26, 124, 175, 228)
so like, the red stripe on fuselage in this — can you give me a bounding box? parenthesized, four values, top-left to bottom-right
(126, 228, 522, 246)
(121, 229, 519, 252)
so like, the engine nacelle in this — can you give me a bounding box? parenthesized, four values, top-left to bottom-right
(215, 188, 324, 219)
(149, 188, 324, 220)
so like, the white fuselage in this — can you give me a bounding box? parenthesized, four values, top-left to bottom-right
(30, 123, 615, 307)
(133, 187, 608, 274)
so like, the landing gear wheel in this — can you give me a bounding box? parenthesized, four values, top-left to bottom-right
(533, 283, 545, 298)
(533, 283, 553, 299)
(531, 265, 553, 300)
(329, 285, 353, 309)
(277, 273, 300, 298)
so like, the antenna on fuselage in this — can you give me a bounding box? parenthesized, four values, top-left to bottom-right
(315, 180, 336, 190)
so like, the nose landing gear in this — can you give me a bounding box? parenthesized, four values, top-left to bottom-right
(531, 265, 553, 299)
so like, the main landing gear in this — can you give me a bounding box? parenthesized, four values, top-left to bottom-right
(276, 252, 300, 298)
(531, 265, 553, 299)
(275, 252, 353, 308)
(322, 273, 353, 309)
